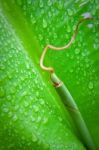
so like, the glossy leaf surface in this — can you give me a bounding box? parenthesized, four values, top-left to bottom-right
(0, 0, 99, 149)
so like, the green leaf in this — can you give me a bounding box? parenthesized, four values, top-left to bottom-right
(0, 0, 99, 149)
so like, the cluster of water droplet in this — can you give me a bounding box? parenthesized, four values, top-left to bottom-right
(0, 7, 81, 150)
(0, 0, 99, 149)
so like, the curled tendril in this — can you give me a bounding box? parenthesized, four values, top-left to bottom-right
(40, 17, 93, 73)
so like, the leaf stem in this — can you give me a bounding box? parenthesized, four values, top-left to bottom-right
(51, 73, 96, 150)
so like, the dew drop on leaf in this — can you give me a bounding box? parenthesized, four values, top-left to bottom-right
(70, 69, 73, 73)
(0, 87, 5, 97)
(75, 48, 80, 54)
(38, 34, 43, 41)
(67, 25, 71, 33)
(2, 106, 9, 113)
(48, 0, 52, 6)
(76, 81, 80, 85)
(43, 143, 50, 150)
(81, 12, 92, 18)
(7, 95, 11, 101)
(24, 101, 29, 107)
(67, 9, 73, 16)
(12, 114, 18, 121)
(27, 0, 32, 5)
(14, 105, 19, 110)
(33, 105, 39, 112)
(26, 63, 30, 69)
(54, 32, 57, 40)
(43, 19, 47, 28)
(36, 91, 39, 97)
(30, 115, 36, 122)
(39, 98, 45, 105)
(57, 1, 63, 10)
(87, 23, 94, 28)
(39, 0, 43, 8)
(31, 16, 36, 24)
(36, 116, 42, 123)
(93, 43, 98, 50)
(43, 117, 48, 124)
(88, 81, 93, 90)
(32, 133, 38, 142)
(8, 111, 13, 117)
(21, 90, 27, 97)
(84, 71, 86, 77)
(79, 1, 88, 7)
(0, 64, 5, 70)
(58, 116, 63, 122)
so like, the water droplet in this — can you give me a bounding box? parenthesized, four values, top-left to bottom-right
(87, 24, 93, 28)
(30, 115, 36, 122)
(81, 12, 92, 18)
(67, 9, 73, 16)
(7, 72, 12, 79)
(84, 71, 86, 77)
(39, 98, 45, 105)
(23, 4, 26, 11)
(93, 43, 98, 50)
(86, 63, 90, 68)
(66, 53, 69, 57)
(0, 87, 5, 97)
(37, 116, 42, 123)
(8, 111, 13, 117)
(70, 69, 73, 73)
(48, 11, 52, 18)
(58, 2, 63, 10)
(39, 0, 43, 8)
(3, 107, 9, 113)
(54, 32, 57, 39)
(24, 101, 29, 107)
(33, 105, 39, 112)
(36, 91, 39, 97)
(31, 16, 36, 24)
(88, 81, 93, 89)
(7, 95, 11, 101)
(0, 64, 5, 70)
(58, 116, 62, 122)
(76, 81, 80, 85)
(10, 87, 16, 94)
(43, 143, 50, 150)
(43, 117, 48, 124)
(38, 34, 43, 41)
(67, 25, 71, 33)
(21, 91, 27, 97)
(43, 19, 47, 28)
(79, 1, 88, 7)
(26, 63, 30, 69)
(27, 0, 31, 5)
(32, 133, 38, 142)
(14, 105, 19, 110)
(48, 0, 52, 6)
(12, 114, 18, 121)
(75, 48, 80, 54)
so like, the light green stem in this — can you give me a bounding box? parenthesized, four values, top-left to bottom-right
(51, 73, 96, 150)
